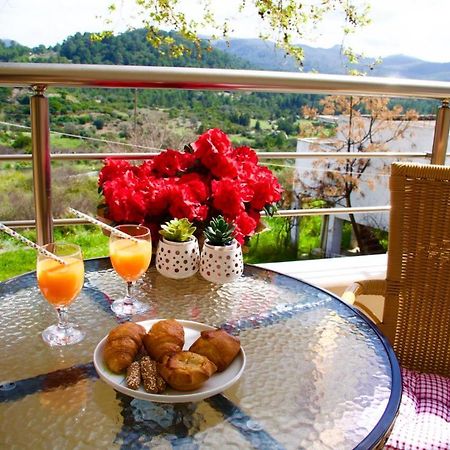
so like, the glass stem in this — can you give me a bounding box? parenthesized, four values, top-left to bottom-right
(124, 281, 133, 305)
(56, 307, 69, 330)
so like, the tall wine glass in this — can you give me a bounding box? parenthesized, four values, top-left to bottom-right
(109, 224, 152, 316)
(37, 243, 85, 346)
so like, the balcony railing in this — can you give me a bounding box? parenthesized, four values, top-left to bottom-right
(1, 62, 450, 244)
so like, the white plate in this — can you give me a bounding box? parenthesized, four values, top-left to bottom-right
(93, 319, 246, 403)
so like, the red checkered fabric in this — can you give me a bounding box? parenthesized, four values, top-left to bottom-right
(385, 368, 450, 449)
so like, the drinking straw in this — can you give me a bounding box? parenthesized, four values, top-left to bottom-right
(67, 208, 140, 243)
(0, 223, 67, 265)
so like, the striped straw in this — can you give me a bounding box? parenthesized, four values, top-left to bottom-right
(67, 208, 140, 243)
(0, 223, 67, 265)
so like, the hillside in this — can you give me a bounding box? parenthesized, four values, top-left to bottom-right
(0, 29, 440, 148)
(213, 38, 450, 81)
(2, 30, 450, 80)
(0, 30, 323, 155)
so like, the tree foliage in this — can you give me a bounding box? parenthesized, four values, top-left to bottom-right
(298, 96, 418, 253)
(100, 0, 371, 65)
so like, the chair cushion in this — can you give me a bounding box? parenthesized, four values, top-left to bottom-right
(385, 368, 450, 450)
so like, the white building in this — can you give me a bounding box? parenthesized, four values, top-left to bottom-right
(295, 116, 435, 256)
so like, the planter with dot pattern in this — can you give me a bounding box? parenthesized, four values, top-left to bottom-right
(156, 237, 200, 279)
(200, 240, 243, 284)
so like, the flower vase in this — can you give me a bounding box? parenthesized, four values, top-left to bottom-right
(156, 237, 200, 279)
(200, 240, 243, 284)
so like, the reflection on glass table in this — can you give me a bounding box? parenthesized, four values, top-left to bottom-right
(0, 258, 401, 449)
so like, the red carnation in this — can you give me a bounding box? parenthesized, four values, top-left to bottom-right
(211, 179, 252, 218)
(191, 128, 232, 158)
(102, 171, 146, 223)
(152, 149, 195, 177)
(98, 159, 134, 188)
(233, 211, 258, 245)
(249, 167, 283, 210)
(98, 128, 282, 245)
(177, 173, 209, 203)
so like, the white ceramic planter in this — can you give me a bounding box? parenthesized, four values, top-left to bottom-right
(156, 237, 200, 279)
(200, 240, 243, 284)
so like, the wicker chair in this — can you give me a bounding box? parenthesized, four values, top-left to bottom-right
(343, 162, 450, 449)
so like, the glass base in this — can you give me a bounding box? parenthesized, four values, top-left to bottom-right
(42, 323, 85, 347)
(110, 298, 150, 316)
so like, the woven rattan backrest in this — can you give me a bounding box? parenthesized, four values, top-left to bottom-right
(383, 162, 450, 376)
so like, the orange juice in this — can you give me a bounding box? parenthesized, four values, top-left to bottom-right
(37, 257, 84, 307)
(109, 239, 152, 282)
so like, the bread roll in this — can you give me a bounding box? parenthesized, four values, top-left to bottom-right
(143, 319, 184, 362)
(189, 329, 240, 372)
(103, 322, 146, 374)
(158, 351, 217, 391)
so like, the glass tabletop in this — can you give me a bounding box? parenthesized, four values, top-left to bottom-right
(0, 258, 401, 450)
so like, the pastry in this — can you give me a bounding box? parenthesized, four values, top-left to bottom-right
(103, 322, 146, 374)
(126, 361, 141, 390)
(140, 356, 166, 394)
(189, 329, 240, 372)
(143, 319, 185, 362)
(158, 351, 217, 391)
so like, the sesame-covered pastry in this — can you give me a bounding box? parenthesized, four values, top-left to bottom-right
(140, 356, 166, 394)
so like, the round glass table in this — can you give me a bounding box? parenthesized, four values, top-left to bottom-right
(0, 258, 401, 449)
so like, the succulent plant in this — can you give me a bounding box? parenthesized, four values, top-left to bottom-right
(159, 218, 196, 242)
(204, 216, 235, 246)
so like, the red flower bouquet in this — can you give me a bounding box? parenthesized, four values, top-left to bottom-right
(98, 129, 283, 245)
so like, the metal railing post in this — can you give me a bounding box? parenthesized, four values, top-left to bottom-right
(30, 85, 53, 245)
(431, 100, 450, 165)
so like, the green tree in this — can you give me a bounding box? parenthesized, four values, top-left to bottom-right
(100, 1, 371, 65)
(93, 117, 105, 130)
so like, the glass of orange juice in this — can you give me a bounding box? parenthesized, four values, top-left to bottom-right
(109, 224, 152, 316)
(37, 243, 85, 346)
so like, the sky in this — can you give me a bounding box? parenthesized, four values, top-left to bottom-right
(1, 0, 450, 63)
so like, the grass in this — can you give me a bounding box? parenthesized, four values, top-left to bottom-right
(0, 218, 325, 281)
(244, 216, 323, 264)
(50, 135, 86, 150)
(0, 226, 109, 281)
(0, 249, 37, 281)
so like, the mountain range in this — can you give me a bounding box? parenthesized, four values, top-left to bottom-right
(213, 38, 450, 81)
(2, 31, 450, 81)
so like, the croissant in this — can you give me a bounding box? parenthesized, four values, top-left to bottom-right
(189, 329, 240, 372)
(143, 319, 185, 362)
(103, 322, 146, 374)
(158, 351, 217, 391)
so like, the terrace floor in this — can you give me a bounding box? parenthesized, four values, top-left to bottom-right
(256, 253, 387, 321)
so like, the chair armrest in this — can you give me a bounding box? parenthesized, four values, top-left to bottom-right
(342, 279, 386, 325)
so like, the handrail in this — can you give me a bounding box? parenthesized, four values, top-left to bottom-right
(1, 62, 450, 244)
(1, 63, 450, 100)
(3, 206, 390, 229)
(0, 151, 431, 161)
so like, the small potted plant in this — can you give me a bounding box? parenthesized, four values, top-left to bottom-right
(156, 218, 200, 279)
(200, 216, 244, 284)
